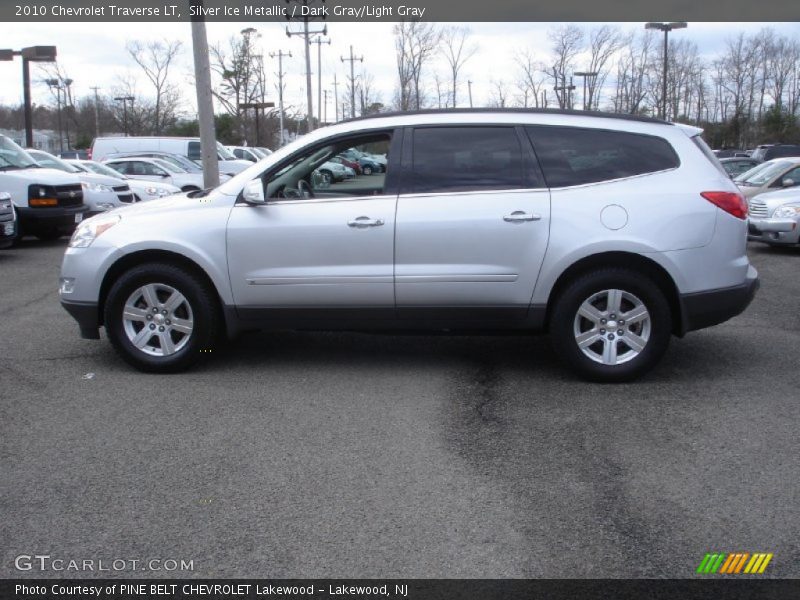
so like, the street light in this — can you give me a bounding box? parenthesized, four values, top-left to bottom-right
(645, 22, 688, 120)
(573, 71, 599, 111)
(114, 96, 135, 136)
(0, 46, 57, 147)
(45, 78, 64, 152)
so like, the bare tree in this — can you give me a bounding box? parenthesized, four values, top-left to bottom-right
(488, 79, 509, 108)
(393, 21, 440, 110)
(584, 25, 623, 110)
(440, 26, 477, 108)
(126, 39, 183, 134)
(548, 25, 584, 109)
(514, 50, 548, 107)
(210, 33, 265, 140)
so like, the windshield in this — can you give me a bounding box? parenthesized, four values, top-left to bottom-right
(154, 155, 190, 172)
(0, 136, 40, 170)
(736, 160, 792, 186)
(81, 161, 129, 179)
(29, 150, 81, 173)
(217, 143, 236, 160)
(153, 158, 182, 174)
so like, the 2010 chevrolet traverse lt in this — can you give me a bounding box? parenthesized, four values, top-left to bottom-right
(60, 110, 758, 381)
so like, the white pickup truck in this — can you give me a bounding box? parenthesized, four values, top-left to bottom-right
(0, 135, 88, 240)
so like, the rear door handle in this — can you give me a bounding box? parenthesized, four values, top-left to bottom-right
(348, 216, 385, 228)
(503, 211, 541, 223)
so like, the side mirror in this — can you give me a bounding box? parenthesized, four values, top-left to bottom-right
(242, 178, 266, 204)
(782, 178, 795, 187)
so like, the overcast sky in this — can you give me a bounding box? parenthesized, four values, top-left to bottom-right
(2, 22, 799, 119)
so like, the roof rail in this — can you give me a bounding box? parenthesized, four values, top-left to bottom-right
(340, 107, 672, 126)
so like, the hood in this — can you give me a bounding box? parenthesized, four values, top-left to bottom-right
(750, 187, 800, 209)
(108, 192, 193, 217)
(127, 179, 181, 193)
(218, 159, 253, 174)
(0, 167, 81, 185)
(78, 172, 127, 187)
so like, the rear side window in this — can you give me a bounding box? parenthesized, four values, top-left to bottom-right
(526, 126, 680, 187)
(410, 127, 524, 193)
(188, 141, 201, 161)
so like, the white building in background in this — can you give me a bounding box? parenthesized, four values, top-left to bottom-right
(0, 129, 59, 153)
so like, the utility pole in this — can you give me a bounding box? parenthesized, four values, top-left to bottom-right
(554, 79, 576, 109)
(191, 0, 220, 188)
(269, 50, 291, 146)
(332, 73, 340, 122)
(46, 79, 64, 152)
(310, 35, 330, 126)
(114, 96, 134, 136)
(323, 89, 329, 124)
(341, 45, 363, 119)
(467, 80, 473, 108)
(287, 9, 327, 133)
(90, 86, 101, 138)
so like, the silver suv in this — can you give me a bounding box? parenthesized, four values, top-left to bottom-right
(60, 110, 758, 381)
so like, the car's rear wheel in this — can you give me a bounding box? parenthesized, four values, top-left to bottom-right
(362, 165, 373, 175)
(104, 263, 220, 373)
(549, 268, 671, 382)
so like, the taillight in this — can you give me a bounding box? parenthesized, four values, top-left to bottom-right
(87, 148, 92, 160)
(701, 191, 748, 219)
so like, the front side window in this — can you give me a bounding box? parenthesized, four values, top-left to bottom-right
(409, 127, 525, 194)
(527, 126, 680, 187)
(264, 133, 391, 200)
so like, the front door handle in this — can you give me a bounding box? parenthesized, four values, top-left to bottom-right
(503, 211, 541, 223)
(348, 216, 385, 228)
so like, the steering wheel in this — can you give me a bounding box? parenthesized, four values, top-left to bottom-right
(297, 179, 315, 199)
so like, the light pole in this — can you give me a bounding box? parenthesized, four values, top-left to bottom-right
(574, 71, 599, 111)
(1, 46, 57, 147)
(645, 22, 687, 120)
(62, 78, 73, 150)
(240, 27, 260, 144)
(45, 78, 64, 152)
(114, 96, 134, 136)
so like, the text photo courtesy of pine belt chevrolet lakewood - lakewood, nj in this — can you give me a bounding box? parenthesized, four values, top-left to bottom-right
(1, 0, 799, 598)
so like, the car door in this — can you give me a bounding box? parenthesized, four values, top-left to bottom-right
(226, 130, 400, 320)
(394, 125, 551, 320)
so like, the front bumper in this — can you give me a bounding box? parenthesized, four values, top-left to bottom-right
(61, 299, 100, 339)
(748, 217, 800, 245)
(0, 214, 16, 248)
(679, 266, 759, 334)
(17, 204, 89, 235)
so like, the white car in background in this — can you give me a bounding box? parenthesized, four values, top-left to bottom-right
(27, 148, 133, 216)
(102, 157, 206, 192)
(228, 146, 268, 163)
(67, 159, 180, 202)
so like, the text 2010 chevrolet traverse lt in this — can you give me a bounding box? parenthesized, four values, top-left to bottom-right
(60, 110, 758, 381)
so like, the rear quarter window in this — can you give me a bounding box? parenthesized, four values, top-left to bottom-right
(526, 126, 680, 188)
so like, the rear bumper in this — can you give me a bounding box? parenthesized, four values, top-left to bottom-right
(679, 268, 759, 334)
(61, 299, 100, 339)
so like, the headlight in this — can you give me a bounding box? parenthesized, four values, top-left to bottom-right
(68, 215, 121, 248)
(144, 186, 172, 197)
(773, 205, 800, 218)
(82, 181, 114, 193)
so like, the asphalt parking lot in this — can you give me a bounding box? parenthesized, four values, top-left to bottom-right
(1, 239, 798, 579)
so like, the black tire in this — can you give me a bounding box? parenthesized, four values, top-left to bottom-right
(181, 186, 200, 193)
(362, 165, 373, 176)
(104, 263, 220, 373)
(549, 268, 671, 382)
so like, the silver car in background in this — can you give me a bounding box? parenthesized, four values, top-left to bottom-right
(59, 109, 758, 382)
(748, 187, 800, 246)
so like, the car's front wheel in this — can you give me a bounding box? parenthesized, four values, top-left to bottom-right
(104, 263, 220, 372)
(549, 268, 671, 382)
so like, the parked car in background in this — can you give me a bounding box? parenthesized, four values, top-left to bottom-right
(91, 137, 252, 176)
(0, 135, 87, 240)
(59, 150, 89, 160)
(747, 187, 800, 246)
(712, 148, 745, 159)
(339, 148, 385, 175)
(256, 147, 273, 156)
(27, 149, 134, 216)
(228, 146, 267, 163)
(317, 160, 352, 182)
(101, 151, 204, 175)
(103, 157, 206, 192)
(0, 191, 17, 248)
(734, 157, 800, 199)
(60, 109, 757, 382)
(720, 157, 760, 178)
(67, 160, 180, 202)
(751, 144, 800, 162)
(330, 155, 362, 175)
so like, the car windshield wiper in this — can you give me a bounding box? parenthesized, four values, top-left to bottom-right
(0, 164, 22, 171)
